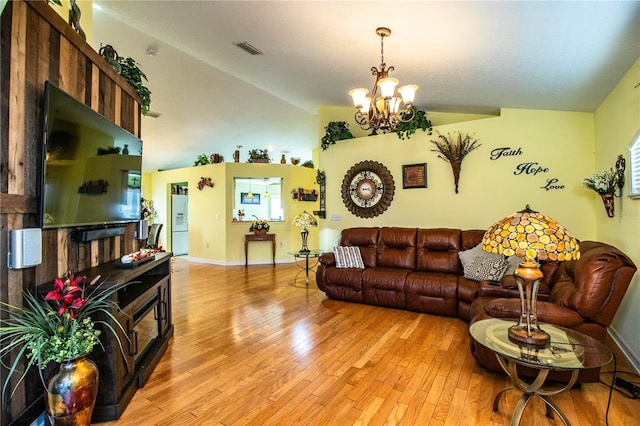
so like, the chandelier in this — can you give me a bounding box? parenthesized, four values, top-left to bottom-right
(349, 27, 418, 135)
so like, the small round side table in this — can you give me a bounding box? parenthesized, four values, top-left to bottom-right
(469, 318, 612, 426)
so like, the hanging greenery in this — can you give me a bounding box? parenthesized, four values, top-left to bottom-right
(394, 110, 433, 140)
(321, 121, 354, 150)
(117, 56, 151, 115)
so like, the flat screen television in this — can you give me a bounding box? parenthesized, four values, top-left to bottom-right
(40, 81, 143, 229)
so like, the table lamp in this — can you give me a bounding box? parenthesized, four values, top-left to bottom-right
(482, 205, 580, 347)
(292, 211, 317, 253)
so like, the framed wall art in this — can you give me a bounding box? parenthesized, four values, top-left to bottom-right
(402, 163, 428, 189)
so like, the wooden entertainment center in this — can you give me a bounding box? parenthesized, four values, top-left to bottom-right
(38, 252, 174, 422)
(1, 1, 164, 423)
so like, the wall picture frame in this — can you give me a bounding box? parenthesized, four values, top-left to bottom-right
(402, 163, 428, 189)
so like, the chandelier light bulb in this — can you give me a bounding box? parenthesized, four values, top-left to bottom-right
(349, 88, 369, 109)
(377, 78, 399, 99)
(398, 84, 418, 105)
(361, 97, 372, 113)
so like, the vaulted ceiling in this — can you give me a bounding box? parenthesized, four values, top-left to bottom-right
(90, 1, 640, 172)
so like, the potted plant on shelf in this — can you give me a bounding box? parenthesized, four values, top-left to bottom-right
(321, 121, 354, 150)
(301, 160, 315, 169)
(0, 273, 130, 425)
(247, 149, 271, 163)
(249, 218, 270, 234)
(194, 153, 210, 166)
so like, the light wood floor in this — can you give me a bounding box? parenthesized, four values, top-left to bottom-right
(97, 258, 639, 425)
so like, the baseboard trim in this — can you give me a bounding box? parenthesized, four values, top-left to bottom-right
(608, 327, 640, 374)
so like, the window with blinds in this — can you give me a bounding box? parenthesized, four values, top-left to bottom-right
(629, 131, 640, 198)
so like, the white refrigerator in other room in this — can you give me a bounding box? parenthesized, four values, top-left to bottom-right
(171, 194, 188, 255)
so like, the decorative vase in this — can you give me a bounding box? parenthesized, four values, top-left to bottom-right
(254, 229, 267, 234)
(45, 356, 99, 426)
(600, 193, 615, 217)
(280, 154, 287, 164)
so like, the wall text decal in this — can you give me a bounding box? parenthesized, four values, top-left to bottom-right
(541, 178, 565, 191)
(514, 162, 549, 176)
(489, 146, 565, 190)
(490, 147, 523, 160)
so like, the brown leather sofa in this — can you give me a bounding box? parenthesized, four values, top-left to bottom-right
(316, 227, 636, 382)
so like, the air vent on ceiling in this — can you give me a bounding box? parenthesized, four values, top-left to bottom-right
(233, 41, 263, 55)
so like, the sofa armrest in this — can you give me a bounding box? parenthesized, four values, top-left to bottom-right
(484, 298, 585, 328)
(319, 252, 335, 266)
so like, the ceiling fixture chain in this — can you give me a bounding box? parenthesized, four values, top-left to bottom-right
(349, 27, 418, 135)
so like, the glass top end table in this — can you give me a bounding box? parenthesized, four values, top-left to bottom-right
(469, 318, 613, 426)
(288, 250, 322, 286)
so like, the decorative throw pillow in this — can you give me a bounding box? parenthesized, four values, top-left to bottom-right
(334, 246, 365, 269)
(463, 256, 509, 281)
(459, 243, 504, 275)
(458, 244, 485, 269)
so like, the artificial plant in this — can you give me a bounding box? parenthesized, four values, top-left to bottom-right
(394, 110, 433, 140)
(321, 121, 354, 150)
(118, 56, 151, 115)
(194, 154, 210, 166)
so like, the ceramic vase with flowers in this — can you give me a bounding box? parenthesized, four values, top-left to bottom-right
(250, 218, 270, 234)
(0, 273, 129, 426)
(583, 169, 619, 217)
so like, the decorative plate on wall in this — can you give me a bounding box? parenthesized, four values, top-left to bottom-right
(341, 160, 395, 218)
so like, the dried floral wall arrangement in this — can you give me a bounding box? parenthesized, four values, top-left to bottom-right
(430, 131, 481, 193)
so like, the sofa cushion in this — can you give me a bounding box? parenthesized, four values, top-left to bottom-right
(322, 267, 364, 302)
(406, 272, 458, 316)
(333, 246, 365, 269)
(416, 228, 462, 273)
(463, 256, 508, 281)
(376, 227, 417, 269)
(362, 268, 410, 308)
(339, 227, 379, 267)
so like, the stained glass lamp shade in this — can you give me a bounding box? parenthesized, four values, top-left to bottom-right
(482, 205, 580, 346)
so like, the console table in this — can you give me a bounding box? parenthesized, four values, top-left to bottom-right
(245, 233, 276, 266)
(469, 318, 613, 425)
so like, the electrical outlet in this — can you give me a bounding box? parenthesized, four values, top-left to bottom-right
(331, 214, 341, 221)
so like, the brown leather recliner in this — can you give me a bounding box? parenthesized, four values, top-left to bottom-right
(469, 240, 637, 382)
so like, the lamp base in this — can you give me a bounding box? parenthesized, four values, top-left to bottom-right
(508, 325, 550, 347)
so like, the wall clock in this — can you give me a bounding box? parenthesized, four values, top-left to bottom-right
(341, 160, 395, 218)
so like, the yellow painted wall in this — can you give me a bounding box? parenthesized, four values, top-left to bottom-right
(145, 163, 318, 264)
(317, 107, 597, 251)
(594, 56, 640, 367)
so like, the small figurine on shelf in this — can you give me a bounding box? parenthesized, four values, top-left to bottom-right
(237, 209, 245, 221)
